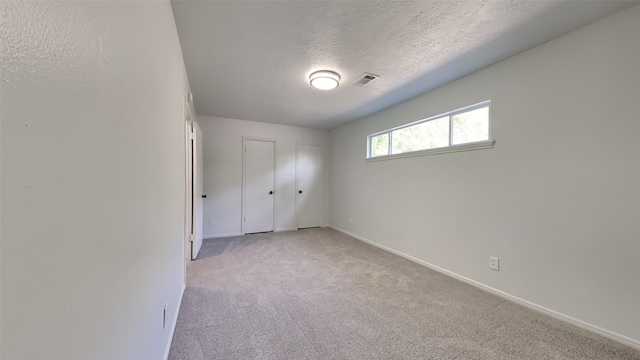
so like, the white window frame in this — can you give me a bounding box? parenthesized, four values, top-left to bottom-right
(366, 100, 494, 162)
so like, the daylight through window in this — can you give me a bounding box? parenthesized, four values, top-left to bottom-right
(368, 101, 491, 159)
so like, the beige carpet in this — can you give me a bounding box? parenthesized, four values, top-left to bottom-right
(168, 228, 640, 360)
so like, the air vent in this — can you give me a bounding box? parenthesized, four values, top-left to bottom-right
(350, 72, 379, 87)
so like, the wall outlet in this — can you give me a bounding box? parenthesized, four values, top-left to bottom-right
(489, 257, 500, 271)
(208, 218, 214, 225)
(163, 303, 168, 329)
(348, 217, 352, 224)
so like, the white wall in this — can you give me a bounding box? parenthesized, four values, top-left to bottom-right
(1, 2, 191, 359)
(197, 115, 330, 237)
(330, 5, 640, 346)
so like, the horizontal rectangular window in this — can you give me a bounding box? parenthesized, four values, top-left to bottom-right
(367, 101, 492, 160)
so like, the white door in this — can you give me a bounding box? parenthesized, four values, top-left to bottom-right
(191, 121, 204, 259)
(296, 143, 323, 229)
(243, 139, 275, 234)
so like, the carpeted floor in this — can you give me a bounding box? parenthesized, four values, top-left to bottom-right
(168, 228, 640, 360)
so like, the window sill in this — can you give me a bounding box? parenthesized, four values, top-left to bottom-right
(366, 139, 495, 163)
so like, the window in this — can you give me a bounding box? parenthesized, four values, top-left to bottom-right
(367, 101, 493, 160)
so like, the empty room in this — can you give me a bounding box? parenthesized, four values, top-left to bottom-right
(2, 1, 639, 360)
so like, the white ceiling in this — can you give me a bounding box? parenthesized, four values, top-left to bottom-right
(171, 0, 637, 130)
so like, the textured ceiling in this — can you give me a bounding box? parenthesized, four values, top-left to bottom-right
(171, 0, 637, 130)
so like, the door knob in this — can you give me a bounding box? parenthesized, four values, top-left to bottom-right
(299, 190, 303, 194)
(202, 195, 207, 198)
(269, 191, 273, 195)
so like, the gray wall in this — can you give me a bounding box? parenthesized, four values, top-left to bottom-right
(197, 115, 330, 238)
(1, 2, 192, 359)
(329, 5, 640, 345)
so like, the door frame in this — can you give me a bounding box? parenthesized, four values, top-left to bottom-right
(295, 142, 324, 229)
(190, 121, 204, 260)
(241, 136, 277, 235)
(183, 95, 194, 282)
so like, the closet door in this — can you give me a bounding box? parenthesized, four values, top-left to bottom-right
(296, 143, 323, 229)
(243, 138, 275, 234)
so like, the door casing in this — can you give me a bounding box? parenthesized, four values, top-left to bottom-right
(190, 121, 204, 259)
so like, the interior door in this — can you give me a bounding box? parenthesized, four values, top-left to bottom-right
(243, 139, 275, 234)
(296, 143, 323, 229)
(191, 121, 204, 259)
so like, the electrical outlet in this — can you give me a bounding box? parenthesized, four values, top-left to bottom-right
(348, 217, 352, 224)
(489, 257, 500, 271)
(208, 218, 214, 225)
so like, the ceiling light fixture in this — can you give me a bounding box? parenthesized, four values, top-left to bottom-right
(309, 70, 340, 90)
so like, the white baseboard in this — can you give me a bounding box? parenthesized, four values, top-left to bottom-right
(203, 232, 242, 239)
(163, 284, 186, 360)
(205, 229, 299, 238)
(328, 225, 640, 351)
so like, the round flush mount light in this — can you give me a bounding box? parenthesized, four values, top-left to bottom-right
(309, 70, 340, 90)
